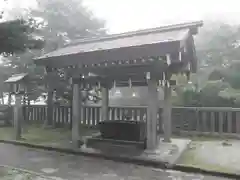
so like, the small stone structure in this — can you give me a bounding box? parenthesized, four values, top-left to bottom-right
(4, 73, 28, 140)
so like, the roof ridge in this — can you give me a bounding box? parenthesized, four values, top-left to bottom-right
(66, 21, 203, 46)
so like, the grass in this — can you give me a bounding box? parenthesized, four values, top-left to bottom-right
(0, 124, 99, 147)
(0, 168, 8, 177)
(172, 134, 228, 142)
(175, 133, 239, 174)
(0, 166, 45, 180)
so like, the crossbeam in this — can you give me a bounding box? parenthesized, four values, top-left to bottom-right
(66, 60, 167, 77)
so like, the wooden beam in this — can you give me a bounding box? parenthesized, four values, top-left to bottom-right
(72, 83, 82, 148)
(186, 35, 197, 73)
(115, 81, 148, 87)
(66, 61, 167, 78)
(69, 72, 165, 87)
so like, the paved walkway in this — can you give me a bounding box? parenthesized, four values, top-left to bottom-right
(0, 143, 232, 180)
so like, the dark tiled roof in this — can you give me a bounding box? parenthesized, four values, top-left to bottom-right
(39, 29, 187, 59)
(35, 21, 203, 62)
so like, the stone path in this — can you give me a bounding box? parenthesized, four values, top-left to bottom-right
(0, 143, 233, 180)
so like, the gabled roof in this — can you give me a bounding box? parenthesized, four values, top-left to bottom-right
(35, 21, 203, 67)
(4, 73, 28, 83)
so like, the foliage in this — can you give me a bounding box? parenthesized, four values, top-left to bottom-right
(174, 80, 235, 107)
(0, 19, 44, 56)
(49, 73, 102, 105)
(207, 61, 240, 90)
(31, 0, 105, 53)
(0, 0, 105, 104)
(196, 21, 240, 68)
(194, 21, 240, 90)
(174, 21, 240, 107)
(32, 0, 105, 104)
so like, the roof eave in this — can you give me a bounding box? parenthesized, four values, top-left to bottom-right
(34, 40, 181, 67)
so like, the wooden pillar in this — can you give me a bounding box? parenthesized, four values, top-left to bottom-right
(14, 95, 22, 140)
(147, 74, 158, 150)
(45, 67, 55, 127)
(101, 85, 109, 121)
(72, 83, 81, 148)
(162, 83, 172, 142)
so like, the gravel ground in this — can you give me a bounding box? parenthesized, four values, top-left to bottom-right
(0, 143, 233, 180)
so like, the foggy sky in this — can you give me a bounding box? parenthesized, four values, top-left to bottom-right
(83, 0, 240, 33)
(2, 0, 240, 33)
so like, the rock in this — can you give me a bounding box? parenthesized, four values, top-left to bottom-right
(222, 140, 232, 146)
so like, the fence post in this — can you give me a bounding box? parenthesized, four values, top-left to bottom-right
(101, 86, 109, 121)
(219, 111, 224, 136)
(227, 112, 232, 133)
(236, 112, 240, 134)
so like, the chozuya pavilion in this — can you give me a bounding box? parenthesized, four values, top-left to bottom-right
(35, 21, 203, 150)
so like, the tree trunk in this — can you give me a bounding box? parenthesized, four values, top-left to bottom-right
(7, 92, 11, 105)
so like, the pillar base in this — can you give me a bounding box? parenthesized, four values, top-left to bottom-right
(162, 138, 171, 143)
(71, 139, 83, 149)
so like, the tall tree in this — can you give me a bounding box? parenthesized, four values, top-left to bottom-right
(173, 21, 240, 106)
(0, 16, 45, 104)
(0, 19, 44, 56)
(31, 0, 105, 53)
(192, 21, 240, 89)
(2, 0, 105, 105)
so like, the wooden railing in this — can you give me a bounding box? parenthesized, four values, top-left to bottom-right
(23, 105, 240, 138)
(171, 107, 240, 137)
(23, 105, 147, 127)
